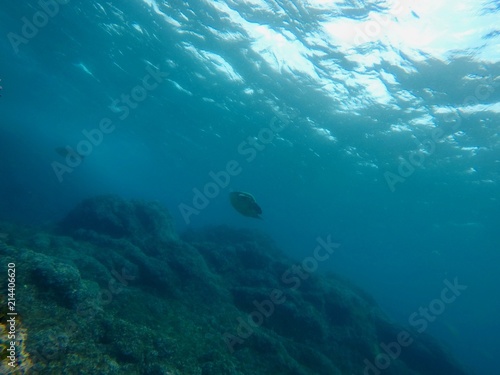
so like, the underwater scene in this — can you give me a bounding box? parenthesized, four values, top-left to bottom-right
(0, 0, 499, 374)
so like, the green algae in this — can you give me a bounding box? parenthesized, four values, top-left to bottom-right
(0, 196, 469, 375)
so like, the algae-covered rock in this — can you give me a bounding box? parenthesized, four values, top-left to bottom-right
(27, 252, 85, 308)
(59, 195, 178, 254)
(2, 197, 469, 375)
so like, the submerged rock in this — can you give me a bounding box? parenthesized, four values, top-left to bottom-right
(59, 195, 178, 254)
(0, 196, 469, 375)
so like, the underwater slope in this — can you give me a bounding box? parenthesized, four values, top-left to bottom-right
(0, 195, 468, 375)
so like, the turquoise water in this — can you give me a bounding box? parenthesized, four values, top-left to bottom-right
(0, 0, 499, 373)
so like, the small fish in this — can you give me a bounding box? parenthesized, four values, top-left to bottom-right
(55, 146, 85, 161)
(229, 191, 262, 219)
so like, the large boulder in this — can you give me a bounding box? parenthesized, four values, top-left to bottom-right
(59, 195, 178, 253)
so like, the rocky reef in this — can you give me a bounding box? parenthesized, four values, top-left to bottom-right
(0, 195, 468, 374)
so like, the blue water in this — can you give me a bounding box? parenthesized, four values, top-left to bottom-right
(1, 1, 499, 374)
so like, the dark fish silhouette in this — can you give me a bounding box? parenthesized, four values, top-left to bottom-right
(229, 191, 262, 219)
